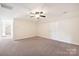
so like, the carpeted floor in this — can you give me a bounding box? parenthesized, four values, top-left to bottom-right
(0, 36, 79, 56)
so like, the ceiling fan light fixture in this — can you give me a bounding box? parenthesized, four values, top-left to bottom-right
(40, 11, 43, 14)
(35, 12, 39, 14)
(35, 15, 40, 18)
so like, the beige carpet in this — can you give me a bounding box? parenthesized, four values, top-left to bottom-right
(0, 36, 79, 56)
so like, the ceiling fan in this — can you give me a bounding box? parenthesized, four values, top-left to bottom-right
(0, 3, 13, 10)
(30, 11, 46, 19)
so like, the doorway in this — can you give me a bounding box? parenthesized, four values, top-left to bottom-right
(0, 19, 13, 39)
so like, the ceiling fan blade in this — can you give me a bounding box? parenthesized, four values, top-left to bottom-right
(0, 3, 12, 9)
(30, 15, 34, 17)
(40, 15, 46, 17)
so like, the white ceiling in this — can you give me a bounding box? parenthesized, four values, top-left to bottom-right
(0, 3, 79, 22)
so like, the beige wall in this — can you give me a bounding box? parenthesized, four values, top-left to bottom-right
(37, 17, 79, 45)
(14, 19, 37, 40)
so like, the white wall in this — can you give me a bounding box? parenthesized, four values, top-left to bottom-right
(0, 20, 2, 37)
(13, 17, 79, 45)
(37, 17, 79, 45)
(14, 19, 36, 40)
(13, 11, 79, 45)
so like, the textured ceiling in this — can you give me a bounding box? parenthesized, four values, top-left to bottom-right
(0, 3, 79, 22)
